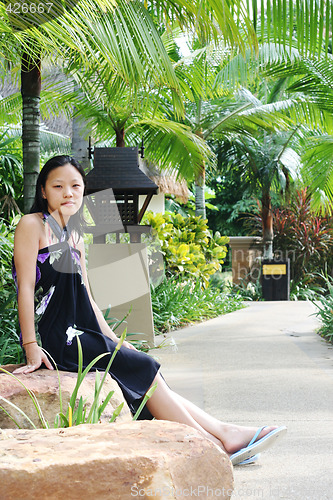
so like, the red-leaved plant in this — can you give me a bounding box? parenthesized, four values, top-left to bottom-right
(246, 188, 333, 287)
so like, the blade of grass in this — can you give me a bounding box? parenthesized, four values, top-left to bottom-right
(0, 396, 37, 429)
(0, 367, 49, 428)
(85, 329, 127, 423)
(132, 382, 157, 421)
(97, 391, 115, 420)
(0, 404, 22, 428)
(69, 337, 110, 409)
(109, 402, 124, 423)
(41, 347, 63, 415)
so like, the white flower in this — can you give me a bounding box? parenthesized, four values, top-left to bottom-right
(49, 250, 62, 265)
(66, 325, 84, 345)
(35, 286, 55, 315)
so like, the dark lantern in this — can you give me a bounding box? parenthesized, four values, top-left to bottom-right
(85, 146, 159, 242)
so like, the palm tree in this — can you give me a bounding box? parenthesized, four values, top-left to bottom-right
(258, 51, 333, 213)
(43, 58, 212, 183)
(2, 0, 332, 212)
(226, 129, 301, 259)
(0, 0, 192, 210)
(174, 41, 300, 218)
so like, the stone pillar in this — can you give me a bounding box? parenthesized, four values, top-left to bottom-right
(228, 236, 262, 284)
(87, 243, 155, 347)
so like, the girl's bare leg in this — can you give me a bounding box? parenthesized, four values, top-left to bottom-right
(172, 391, 278, 454)
(146, 373, 278, 455)
(146, 373, 225, 449)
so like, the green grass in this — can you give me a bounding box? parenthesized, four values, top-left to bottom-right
(151, 276, 244, 334)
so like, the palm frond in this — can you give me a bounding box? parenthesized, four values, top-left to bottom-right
(126, 118, 214, 181)
(149, 0, 257, 52)
(254, 0, 332, 58)
(0, 122, 70, 153)
(302, 135, 333, 205)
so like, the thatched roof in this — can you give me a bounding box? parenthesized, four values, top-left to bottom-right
(139, 159, 189, 203)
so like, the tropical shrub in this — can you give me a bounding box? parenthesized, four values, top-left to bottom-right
(143, 212, 229, 286)
(0, 216, 23, 365)
(311, 274, 333, 344)
(245, 188, 333, 292)
(151, 276, 244, 334)
(226, 276, 263, 302)
(0, 133, 23, 218)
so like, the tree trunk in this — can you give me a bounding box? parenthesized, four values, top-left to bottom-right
(21, 49, 41, 214)
(71, 114, 91, 171)
(195, 166, 206, 219)
(194, 127, 206, 219)
(261, 191, 273, 260)
(116, 128, 125, 147)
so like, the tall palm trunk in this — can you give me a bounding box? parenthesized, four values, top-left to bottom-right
(195, 165, 206, 219)
(261, 190, 273, 260)
(21, 49, 41, 213)
(194, 126, 206, 219)
(71, 116, 91, 170)
(116, 128, 125, 147)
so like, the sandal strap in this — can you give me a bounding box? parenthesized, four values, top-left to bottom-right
(248, 426, 267, 447)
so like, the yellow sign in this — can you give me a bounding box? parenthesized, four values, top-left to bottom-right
(262, 264, 286, 276)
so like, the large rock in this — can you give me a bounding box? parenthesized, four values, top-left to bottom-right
(0, 421, 234, 500)
(0, 365, 131, 428)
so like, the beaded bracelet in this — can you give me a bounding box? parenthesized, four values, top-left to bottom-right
(22, 340, 37, 347)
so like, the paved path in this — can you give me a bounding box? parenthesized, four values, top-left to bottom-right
(154, 301, 333, 500)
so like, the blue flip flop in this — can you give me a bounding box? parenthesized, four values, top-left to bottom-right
(238, 453, 261, 466)
(230, 426, 287, 466)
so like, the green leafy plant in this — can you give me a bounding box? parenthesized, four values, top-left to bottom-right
(289, 275, 325, 301)
(0, 131, 23, 218)
(165, 185, 219, 217)
(151, 276, 244, 334)
(311, 273, 333, 344)
(0, 215, 23, 365)
(0, 366, 48, 429)
(143, 211, 229, 286)
(55, 332, 127, 427)
(0, 331, 156, 429)
(225, 276, 263, 302)
(132, 382, 157, 421)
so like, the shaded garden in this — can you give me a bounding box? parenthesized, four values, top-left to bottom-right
(2, 0, 333, 370)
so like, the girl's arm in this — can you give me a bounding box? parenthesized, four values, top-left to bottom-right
(13, 215, 54, 374)
(77, 239, 136, 350)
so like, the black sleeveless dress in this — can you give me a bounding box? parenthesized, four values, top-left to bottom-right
(12, 213, 160, 418)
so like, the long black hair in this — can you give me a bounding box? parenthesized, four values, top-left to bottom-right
(30, 155, 86, 238)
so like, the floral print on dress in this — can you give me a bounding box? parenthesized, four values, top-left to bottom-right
(37, 252, 50, 264)
(70, 247, 84, 284)
(49, 250, 62, 265)
(36, 266, 41, 285)
(66, 325, 84, 345)
(70, 247, 81, 265)
(35, 285, 55, 315)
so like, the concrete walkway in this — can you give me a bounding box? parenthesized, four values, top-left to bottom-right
(154, 301, 333, 500)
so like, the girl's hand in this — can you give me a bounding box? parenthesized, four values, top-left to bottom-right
(121, 340, 138, 351)
(13, 344, 54, 374)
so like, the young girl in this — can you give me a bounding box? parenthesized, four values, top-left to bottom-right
(12, 155, 286, 465)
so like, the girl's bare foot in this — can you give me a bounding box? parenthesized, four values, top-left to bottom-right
(218, 424, 279, 455)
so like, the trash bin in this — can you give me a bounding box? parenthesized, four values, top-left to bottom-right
(261, 259, 290, 301)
